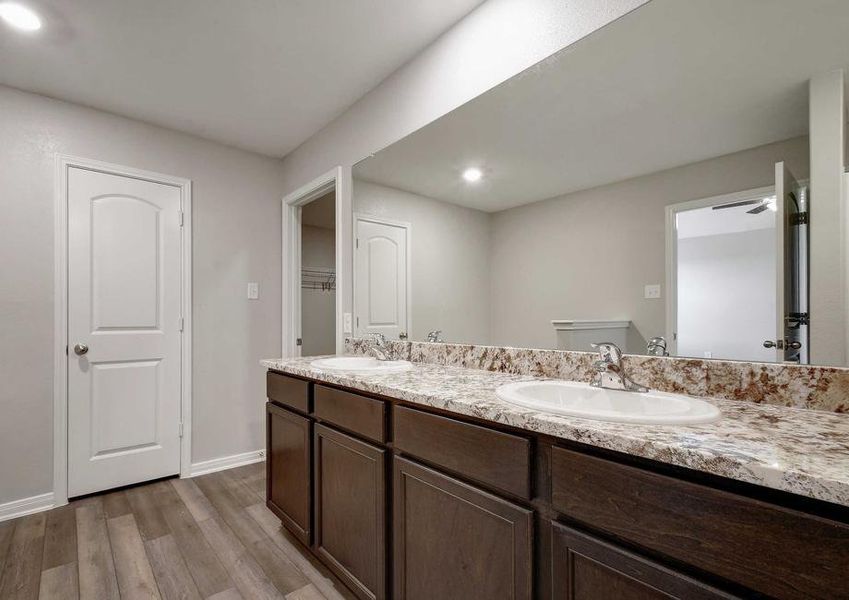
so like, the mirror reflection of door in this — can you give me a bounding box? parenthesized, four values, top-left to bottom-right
(354, 216, 409, 341)
(669, 166, 809, 364)
(300, 191, 336, 356)
(774, 162, 809, 364)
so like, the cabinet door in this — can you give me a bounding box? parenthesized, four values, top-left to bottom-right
(314, 424, 386, 600)
(551, 522, 738, 600)
(266, 402, 311, 545)
(393, 456, 532, 600)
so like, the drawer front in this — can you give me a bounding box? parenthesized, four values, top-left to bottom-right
(314, 385, 386, 443)
(551, 447, 849, 600)
(393, 406, 531, 499)
(267, 371, 310, 413)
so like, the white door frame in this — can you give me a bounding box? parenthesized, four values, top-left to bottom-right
(282, 166, 350, 357)
(53, 154, 193, 507)
(664, 185, 775, 356)
(352, 213, 412, 340)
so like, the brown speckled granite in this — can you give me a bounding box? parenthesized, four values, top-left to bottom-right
(346, 338, 849, 412)
(261, 356, 849, 507)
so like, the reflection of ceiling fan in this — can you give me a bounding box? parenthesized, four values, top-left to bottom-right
(712, 196, 777, 215)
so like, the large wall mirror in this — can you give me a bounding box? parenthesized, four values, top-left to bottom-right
(352, 0, 849, 366)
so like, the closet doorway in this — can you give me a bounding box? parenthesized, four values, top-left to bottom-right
(301, 192, 337, 355)
(281, 167, 349, 358)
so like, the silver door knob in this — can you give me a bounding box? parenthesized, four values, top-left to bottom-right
(786, 340, 802, 350)
(762, 340, 782, 349)
(73, 343, 89, 356)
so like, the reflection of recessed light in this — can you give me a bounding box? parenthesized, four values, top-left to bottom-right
(462, 167, 483, 183)
(0, 3, 41, 31)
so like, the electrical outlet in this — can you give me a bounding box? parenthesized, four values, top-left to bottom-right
(644, 284, 661, 299)
(247, 282, 259, 299)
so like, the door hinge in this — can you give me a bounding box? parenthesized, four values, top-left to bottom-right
(356, 238, 359, 249)
(791, 212, 808, 226)
(178, 422, 184, 438)
(296, 338, 303, 346)
(179, 211, 185, 227)
(179, 317, 184, 332)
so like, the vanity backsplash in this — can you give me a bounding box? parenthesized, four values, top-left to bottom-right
(345, 338, 849, 413)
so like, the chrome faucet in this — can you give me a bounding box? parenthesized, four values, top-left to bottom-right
(365, 333, 390, 361)
(426, 330, 443, 343)
(591, 342, 648, 393)
(646, 336, 669, 356)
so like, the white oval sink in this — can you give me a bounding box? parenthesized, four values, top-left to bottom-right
(495, 380, 720, 425)
(310, 356, 413, 374)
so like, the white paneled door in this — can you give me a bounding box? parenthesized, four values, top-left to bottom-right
(355, 217, 409, 340)
(67, 167, 183, 497)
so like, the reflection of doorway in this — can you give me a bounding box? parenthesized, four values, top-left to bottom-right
(301, 192, 336, 355)
(354, 215, 410, 340)
(666, 186, 779, 362)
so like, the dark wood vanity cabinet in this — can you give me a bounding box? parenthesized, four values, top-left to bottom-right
(266, 371, 849, 600)
(551, 523, 736, 600)
(266, 401, 312, 545)
(314, 424, 386, 600)
(393, 456, 533, 600)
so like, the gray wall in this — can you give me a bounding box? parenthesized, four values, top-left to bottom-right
(0, 85, 284, 505)
(489, 136, 809, 350)
(354, 180, 492, 344)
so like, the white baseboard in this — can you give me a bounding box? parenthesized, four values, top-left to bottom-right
(0, 492, 55, 523)
(189, 449, 265, 477)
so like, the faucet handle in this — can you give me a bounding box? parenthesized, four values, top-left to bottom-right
(591, 342, 622, 363)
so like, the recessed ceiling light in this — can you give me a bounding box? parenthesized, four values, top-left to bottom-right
(0, 3, 41, 31)
(462, 167, 483, 183)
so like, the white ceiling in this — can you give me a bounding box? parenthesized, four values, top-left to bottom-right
(354, 0, 849, 212)
(0, 0, 483, 157)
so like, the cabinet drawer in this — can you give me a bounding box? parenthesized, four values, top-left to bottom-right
(314, 385, 386, 443)
(267, 371, 310, 413)
(551, 522, 737, 599)
(551, 446, 849, 600)
(393, 406, 531, 499)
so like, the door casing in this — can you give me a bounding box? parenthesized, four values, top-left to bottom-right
(282, 167, 350, 358)
(53, 154, 192, 507)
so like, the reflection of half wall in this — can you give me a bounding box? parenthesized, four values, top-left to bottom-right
(551, 319, 645, 354)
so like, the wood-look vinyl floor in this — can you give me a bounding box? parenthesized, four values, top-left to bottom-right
(0, 463, 357, 600)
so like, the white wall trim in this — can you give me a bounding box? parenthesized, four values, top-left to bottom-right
(664, 185, 775, 356)
(282, 166, 350, 357)
(0, 493, 55, 523)
(189, 450, 265, 478)
(54, 154, 193, 505)
(352, 213, 413, 339)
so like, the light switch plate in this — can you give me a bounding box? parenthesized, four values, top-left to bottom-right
(343, 312, 353, 334)
(247, 282, 259, 300)
(644, 284, 661, 299)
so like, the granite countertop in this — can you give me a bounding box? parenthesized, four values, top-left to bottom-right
(261, 356, 849, 508)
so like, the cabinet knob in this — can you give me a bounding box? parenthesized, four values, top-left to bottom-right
(73, 343, 89, 356)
